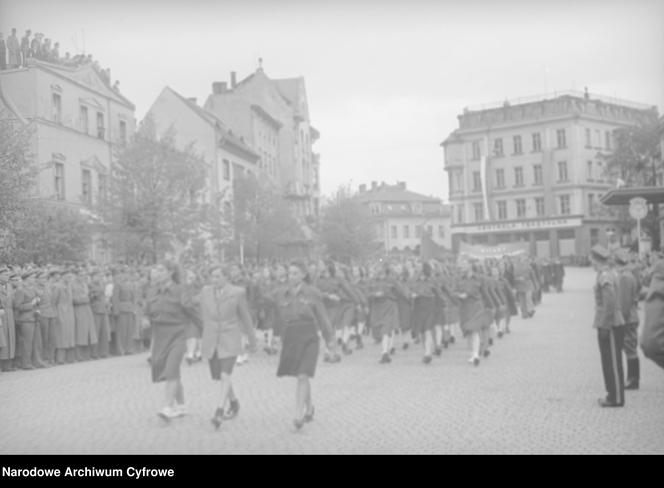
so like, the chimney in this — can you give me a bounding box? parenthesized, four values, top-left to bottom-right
(359, 184, 366, 193)
(230, 71, 237, 89)
(187, 97, 197, 105)
(397, 181, 406, 190)
(371, 181, 377, 190)
(212, 82, 228, 95)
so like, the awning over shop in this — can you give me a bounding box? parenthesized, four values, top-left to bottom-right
(600, 187, 664, 206)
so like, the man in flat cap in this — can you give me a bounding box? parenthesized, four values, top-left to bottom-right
(615, 250, 641, 390)
(590, 244, 626, 407)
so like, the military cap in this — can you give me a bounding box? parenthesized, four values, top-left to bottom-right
(590, 244, 610, 262)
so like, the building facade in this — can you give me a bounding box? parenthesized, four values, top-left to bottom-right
(204, 64, 321, 218)
(442, 90, 659, 258)
(356, 182, 452, 253)
(145, 86, 260, 213)
(0, 58, 136, 262)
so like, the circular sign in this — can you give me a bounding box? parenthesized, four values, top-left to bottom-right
(629, 197, 648, 220)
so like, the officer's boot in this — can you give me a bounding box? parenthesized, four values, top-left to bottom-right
(625, 358, 640, 390)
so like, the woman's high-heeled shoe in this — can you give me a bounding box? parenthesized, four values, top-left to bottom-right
(304, 405, 315, 423)
(293, 418, 305, 431)
(211, 407, 224, 430)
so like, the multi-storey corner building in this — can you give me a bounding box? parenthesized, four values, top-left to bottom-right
(0, 58, 136, 262)
(145, 86, 260, 215)
(203, 64, 321, 218)
(356, 182, 452, 253)
(442, 90, 659, 257)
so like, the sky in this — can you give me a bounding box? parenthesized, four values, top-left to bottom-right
(2, 0, 663, 202)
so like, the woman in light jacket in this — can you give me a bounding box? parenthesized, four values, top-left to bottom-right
(201, 264, 257, 429)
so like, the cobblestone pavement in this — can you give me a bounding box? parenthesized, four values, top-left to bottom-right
(1, 267, 663, 454)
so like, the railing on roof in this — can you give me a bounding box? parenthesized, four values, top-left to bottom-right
(465, 90, 656, 113)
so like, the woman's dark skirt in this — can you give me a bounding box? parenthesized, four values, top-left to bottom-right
(151, 322, 187, 383)
(209, 351, 236, 379)
(277, 324, 320, 378)
(412, 297, 436, 335)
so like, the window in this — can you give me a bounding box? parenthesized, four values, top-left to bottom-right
(596, 161, 604, 181)
(438, 225, 445, 238)
(533, 164, 543, 185)
(473, 203, 484, 222)
(595, 130, 601, 148)
(96, 112, 105, 140)
(391, 226, 397, 239)
(605, 131, 611, 150)
(81, 169, 91, 204)
(587, 193, 595, 214)
(585, 128, 591, 148)
(535, 197, 545, 217)
(495, 168, 505, 188)
(556, 129, 566, 149)
(54, 163, 65, 200)
(587, 160, 594, 180)
(532, 132, 542, 152)
(415, 225, 422, 238)
(454, 170, 463, 192)
(557, 161, 568, 182)
(472, 141, 481, 160)
(559, 195, 571, 215)
(119, 120, 127, 146)
(80, 105, 89, 134)
(223, 159, 230, 181)
(52, 93, 62, 123)
(514, 166, 524, 187)
(456, 205, 465, 224)
(513, 135, 522, 155)
(497, 201, 507, 220)
(473, 171, 482, 192)
(493, 138, 503, 157)
(98, 174, 107, 202)
(516, 199, 526, 218)
(403, 225, 410, 239)
(590, 228, 600, 247)
(427, 225, 433, 236)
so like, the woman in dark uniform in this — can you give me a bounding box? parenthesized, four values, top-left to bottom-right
(270, 260, 336, 431)
(410, 262, 441, 364)
(456, 260, 491, 366)
(145, 261, 201, 421)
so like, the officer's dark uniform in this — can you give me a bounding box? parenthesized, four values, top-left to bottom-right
(615, 251, 640, 389)
(591, 245, 626, 407)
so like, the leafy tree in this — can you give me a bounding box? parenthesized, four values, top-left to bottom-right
(101, 117, 210, 263)
(320, 184, 378, 262)
(230, 174, 303, 261)
(600, 120, 663, 250)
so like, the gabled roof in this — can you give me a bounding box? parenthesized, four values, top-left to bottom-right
(163, 86, 259, 160)
(273, 78, 300, 104)
(37, 60, 135, 109)
(355, 184, 442, 204)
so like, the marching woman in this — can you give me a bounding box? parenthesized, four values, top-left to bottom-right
(54, 269, 77, 364)
(270, 260, 336, 431)
(348, 265, 368, 350)
(456, 260, 491, 366)
(184, 268, 203, 365)
(494, 265, 518, 336)
(440, 266, 461, 346)
(201, 264, 257, 430)
(394, 262, 414, 351)
(145, 261, 201, 421)
(366, 262, 410, 364)
(410, 262, 440, 364)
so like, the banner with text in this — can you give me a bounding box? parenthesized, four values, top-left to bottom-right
(458, 241, 530, 260)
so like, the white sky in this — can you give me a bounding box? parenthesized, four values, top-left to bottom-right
(2, 0, 663, 201)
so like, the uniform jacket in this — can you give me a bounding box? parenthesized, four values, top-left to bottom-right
(112, 281, 136, 315)
(37, 282, 58, 319)
(89, 279, 109, 315)
(593, 269, 625, 329)
(617, 268, 639, 325)
(200, 284, 256, 360)
(145, 283, 200, 327)
(13, 285, 38, 323)
(641, 262, 664, 370)
(269, 283, 334, 342)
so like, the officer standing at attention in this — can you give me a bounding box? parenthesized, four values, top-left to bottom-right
(590, 245, 626, 407)
(615, 250, 641, 390)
